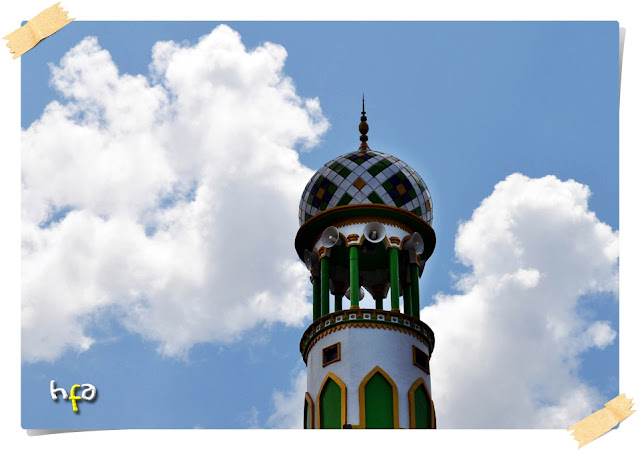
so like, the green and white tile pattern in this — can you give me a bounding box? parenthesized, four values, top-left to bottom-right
(299, 150, 433, 225)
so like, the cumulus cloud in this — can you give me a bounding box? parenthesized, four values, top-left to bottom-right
(21, 25, 329, 362)
(423, 173, 618, 428)
(266, 369, 306, 429)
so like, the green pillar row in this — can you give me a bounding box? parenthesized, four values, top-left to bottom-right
(349, 246, 360, 309)
(389, 247, 400, 311)
(312, 278, 321, 321)
(374, 296, 384, 310)
(403, 282, 412, 316)
(334, 293, 343, 312)
(320, 257, 330, 317)
(411, 263, 420, 318)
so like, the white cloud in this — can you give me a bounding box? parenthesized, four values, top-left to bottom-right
(423, 173, 618, 428)
(21, 25, 329, 362)
(584, 321, 617, 350)
(266, 369, 306, 429)
(243, 406, 260, 429)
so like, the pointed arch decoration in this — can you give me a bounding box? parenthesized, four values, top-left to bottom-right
(316, 372, 347, 429)
(358, 365, 399, 429)
(304, 392, 315, 429)
(408, 377, 436, 429)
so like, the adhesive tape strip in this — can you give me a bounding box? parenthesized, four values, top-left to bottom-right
(567, 393, 635, 448)
(3, 2, 73, 59)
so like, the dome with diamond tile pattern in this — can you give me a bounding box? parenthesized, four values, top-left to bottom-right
(298, 148, 433, 226)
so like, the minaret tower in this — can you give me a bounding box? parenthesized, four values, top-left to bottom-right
(296, 100, 436, 429)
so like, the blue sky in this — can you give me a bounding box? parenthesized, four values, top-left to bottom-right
(19, 21, 619, 429)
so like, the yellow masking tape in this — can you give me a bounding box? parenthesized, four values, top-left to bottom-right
(567, 393, 635, 448)
(3, 3, 73, 59)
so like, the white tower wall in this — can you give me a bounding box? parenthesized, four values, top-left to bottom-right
(305, 318, 432, 428)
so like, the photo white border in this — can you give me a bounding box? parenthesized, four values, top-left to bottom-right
(1, 1, 637, 449)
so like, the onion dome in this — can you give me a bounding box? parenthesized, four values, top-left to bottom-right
(298, 101, 433, 227)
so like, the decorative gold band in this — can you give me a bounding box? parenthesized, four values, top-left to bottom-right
(301, 320, 432, 363)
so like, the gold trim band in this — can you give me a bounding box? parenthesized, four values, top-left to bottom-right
(302, 320, 432, 363)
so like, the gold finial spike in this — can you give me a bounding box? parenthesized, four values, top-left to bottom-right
(359, 95, 370, 151)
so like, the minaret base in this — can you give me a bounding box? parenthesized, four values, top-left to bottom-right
(301, 309, 436, 429)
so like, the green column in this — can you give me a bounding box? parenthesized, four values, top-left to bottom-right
(403, 282, 412, 316)
(389, 247, 400, 311)
(334, 293, 343, 312)
(321, 257, 330, 316)
(313, 278, 321, 321)
(349, 246, 360, 309)
(374, 296, 384, 310)
(411, 264, 420, 318)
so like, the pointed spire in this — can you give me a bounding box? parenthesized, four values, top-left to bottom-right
(358, 94, 370, 151)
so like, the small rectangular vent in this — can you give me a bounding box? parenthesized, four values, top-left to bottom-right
(322, 343, 341, 367)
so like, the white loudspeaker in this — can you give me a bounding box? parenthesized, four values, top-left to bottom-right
(344, 286, 365, 301)
(363, 222, 386, 244)
(404, 232, 424, 254)
(320, 226, 341, 248)
(304, 249, 319, 272)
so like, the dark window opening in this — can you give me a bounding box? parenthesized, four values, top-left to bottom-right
(322, 343, 341, 367)
(413, 346, 430, 374)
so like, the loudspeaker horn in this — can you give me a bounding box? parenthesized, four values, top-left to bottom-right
(303, 249, 319, 272)
(319, 226, 341, 248)
(344, 286, 365, 301)
(363, 222, 386, 244)
(404, 232, 425, 254)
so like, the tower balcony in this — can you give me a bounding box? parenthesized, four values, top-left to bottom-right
(300, 308, 435, 364)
